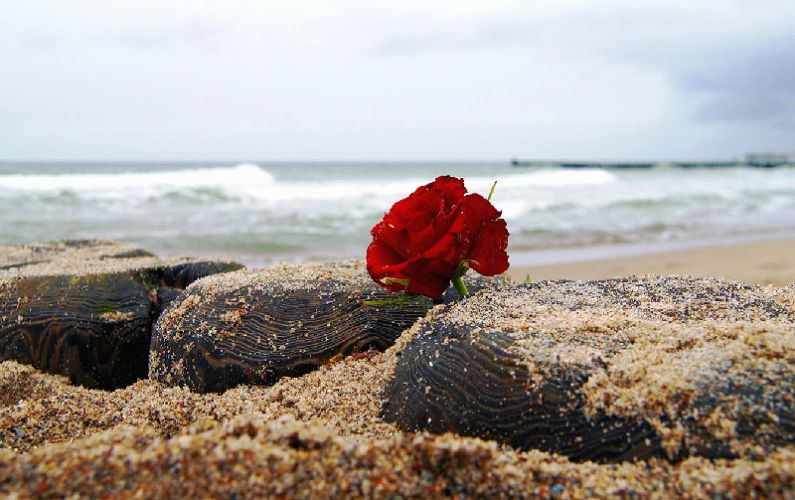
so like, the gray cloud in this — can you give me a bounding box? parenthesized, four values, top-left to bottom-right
(661, 32, 795, 124)
(1, 0, 793, 160)
(679, 38, 795, 93)
(558, 2, 792, 126)
(365, 2, 795, 127)
(696, 91, 787, 122)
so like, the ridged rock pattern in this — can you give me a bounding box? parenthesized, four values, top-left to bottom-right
(150, 261, 510, 393)
(383, 276, 795, 463)
(0, 240, 242, 389)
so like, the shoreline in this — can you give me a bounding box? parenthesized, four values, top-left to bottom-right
(169, 233, 795, 288)
(507, 236, 795, 286)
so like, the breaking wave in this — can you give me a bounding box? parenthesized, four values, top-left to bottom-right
(0, 163, 274, 200)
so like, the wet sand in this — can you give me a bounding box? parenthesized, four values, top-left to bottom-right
(508, 237, 795, 286)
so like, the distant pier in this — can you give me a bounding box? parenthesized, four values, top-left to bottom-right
(671, 161, 743, 169)
(558, 161, 655, 169)
(744, 153, 792, 168)
(510, 153, 794, 169)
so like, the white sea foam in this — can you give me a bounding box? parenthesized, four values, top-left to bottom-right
(241, 168, 617, 205)
(0, 165, 616, 207)
(0, 163, 274, 198)
(467, 169, 617, 190)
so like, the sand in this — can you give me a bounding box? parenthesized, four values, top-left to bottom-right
(508, 237, 795, 286)
(2, 275, 795, 497)
(1, 242, 794, 497)
(2, 337, 794, 497)
(0, 238, 240, 283)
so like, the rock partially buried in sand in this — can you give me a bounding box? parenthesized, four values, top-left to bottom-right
(0, 239, 243, 389)
(151, 261, 511, 393)
(0, 239, 157, 271)
(382, 276, 795, 463)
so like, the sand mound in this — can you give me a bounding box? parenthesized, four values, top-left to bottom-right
(2, 413, 793, 498)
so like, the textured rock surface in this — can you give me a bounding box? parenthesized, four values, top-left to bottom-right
(0, 239, 242, 389)
(151, 261, 510, 393)
(383, 276, 795, 463)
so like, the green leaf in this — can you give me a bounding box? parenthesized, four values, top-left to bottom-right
(487, 180, 497, 202)
(364, 292, 429, 309)
(382, 277, 410, 287)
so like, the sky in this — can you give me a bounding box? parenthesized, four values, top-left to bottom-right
(1, 0, 793, 161)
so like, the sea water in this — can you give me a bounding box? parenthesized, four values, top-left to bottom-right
(2, 162, 795, 266)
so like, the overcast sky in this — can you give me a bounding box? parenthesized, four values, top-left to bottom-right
(1, 0, 793, 161)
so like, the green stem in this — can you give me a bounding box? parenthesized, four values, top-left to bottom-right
(452, 275, 469, 298)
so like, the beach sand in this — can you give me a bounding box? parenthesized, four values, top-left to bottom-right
(1, 242, 794, 497)
(2, 313, 793, 497)
(508, 237, 795, 286)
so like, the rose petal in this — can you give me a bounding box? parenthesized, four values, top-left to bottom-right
(429, 175, 467, 206)
(467, 218, 510, 276)
(401, 257, 455, 299)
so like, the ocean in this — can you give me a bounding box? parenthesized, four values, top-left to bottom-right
(2, 161, 795, 267)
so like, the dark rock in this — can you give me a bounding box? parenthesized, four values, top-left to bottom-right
(0, 240, 243, 389)
(382, 276, 795, 463)
(150, 261, 511, 393)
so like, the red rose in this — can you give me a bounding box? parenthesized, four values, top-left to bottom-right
(366, 175, 509, 300)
